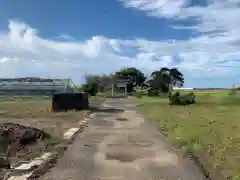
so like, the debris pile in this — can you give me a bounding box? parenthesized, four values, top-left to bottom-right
(0, 123, 50, 168)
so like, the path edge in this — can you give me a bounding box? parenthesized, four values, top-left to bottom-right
(133, 101, 226, 180)
(5, 112, 96, 180)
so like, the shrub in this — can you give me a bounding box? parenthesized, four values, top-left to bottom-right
(82, 83, 98, 96)
(228, 89, 237, 96)
(132, 91, 144, 98)
(221, 95, 240, 106)
(146, 89, 159, 96)
(169, 92, 196, 105)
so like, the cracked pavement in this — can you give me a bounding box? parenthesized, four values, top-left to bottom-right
(39, 98, 206, 180)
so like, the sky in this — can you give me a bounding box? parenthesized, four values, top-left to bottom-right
(0, 0, 240, 87)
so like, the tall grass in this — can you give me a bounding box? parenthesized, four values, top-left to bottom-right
(135, 90, 240, 179)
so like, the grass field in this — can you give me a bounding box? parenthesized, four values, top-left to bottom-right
(135, 90, 240, 180)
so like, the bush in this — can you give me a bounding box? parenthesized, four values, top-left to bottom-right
(146, 89, 159, 96)
(228, 89, 237, 96)
(82, 83, 98, 96)
(132, 91, 144, 98)
(221, 95, 240, 106)
(169, 92, 196, 105)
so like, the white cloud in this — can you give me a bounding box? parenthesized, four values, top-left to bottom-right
(0, 21, 138, 82)
(0, 13, 240, 87)
(118, 0, 188, 18)
(118, 0, 240, 82)
(118, 0, 240, 40)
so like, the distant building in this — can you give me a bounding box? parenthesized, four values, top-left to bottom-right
(173, 87, 193, 91)
(0, 77, 77, 95)
(111, 77, 131, 96)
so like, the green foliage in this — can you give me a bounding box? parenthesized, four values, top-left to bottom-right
(228, 89, 238, 96)
(82, 74, 113, 96)
(146, 89, 159, 96)
(79, 66, 184, 96)
(82, 82, 98, 96)
(169, 92, 196, 105)
(114, 67, 146, 93)
(115, 67, 146, 85)
(221, 95, 240, 106)
(132, 91, 144, 98)
(136, 92, 240, 179)
(147, 67, 184, 94)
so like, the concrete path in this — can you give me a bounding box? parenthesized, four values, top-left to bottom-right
(40, 98, 206, 180)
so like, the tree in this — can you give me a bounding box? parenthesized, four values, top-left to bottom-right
(98, 74, 113, 92)
(82, 75, 100, 96)
(82, 74, 114, 95)
(148, 67, 184, 93)
(114, 67, 146, 93)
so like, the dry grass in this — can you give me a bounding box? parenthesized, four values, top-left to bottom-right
(0, 96, 105, 135)
(135, 90, 240, 180)
(0, 95, 105, 166)
(0, 99, 87, 136)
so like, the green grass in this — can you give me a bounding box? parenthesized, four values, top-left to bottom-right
(135, 90, 240, 180)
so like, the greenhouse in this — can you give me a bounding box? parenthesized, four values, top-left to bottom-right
(0, 77, 78, 95)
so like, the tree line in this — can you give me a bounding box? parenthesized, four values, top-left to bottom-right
(81, 67, 184, 96)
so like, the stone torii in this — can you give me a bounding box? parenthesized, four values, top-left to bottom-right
(111, 77, 131, 96)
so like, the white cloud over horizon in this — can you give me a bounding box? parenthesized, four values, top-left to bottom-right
(1, 0, 240, 87)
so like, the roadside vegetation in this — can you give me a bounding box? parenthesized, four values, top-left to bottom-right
(81, 66, 240, 179)
(136, 91, 240, 180)
(1, 66, 239, 179)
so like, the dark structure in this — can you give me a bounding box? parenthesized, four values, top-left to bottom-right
(52, 92, 89, 112)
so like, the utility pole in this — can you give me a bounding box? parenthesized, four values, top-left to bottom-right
(111, 81, 114, 96)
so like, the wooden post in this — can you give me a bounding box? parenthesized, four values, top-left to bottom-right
(124, 84, 127, 95)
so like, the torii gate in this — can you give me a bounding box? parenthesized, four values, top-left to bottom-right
(111, 77, 130, 97)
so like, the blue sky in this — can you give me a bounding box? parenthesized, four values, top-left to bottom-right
(0, 0, 240, 87)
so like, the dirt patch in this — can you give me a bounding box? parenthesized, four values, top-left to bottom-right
(92, 120, 114, 127)
(0, 123, 60, 167)
(105, 151, 139, 163)
(0, 96, 105, 178)
(0, 123, 61, 179)
(116, 117, 129, 121)
(89, 107, 124, 113)
(0, 97, 103, 176)
(107, 140, 153, 148)
(128, 141, 153, 147)
(0, 98, 92, 138)
(105, 140, 154, 163)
